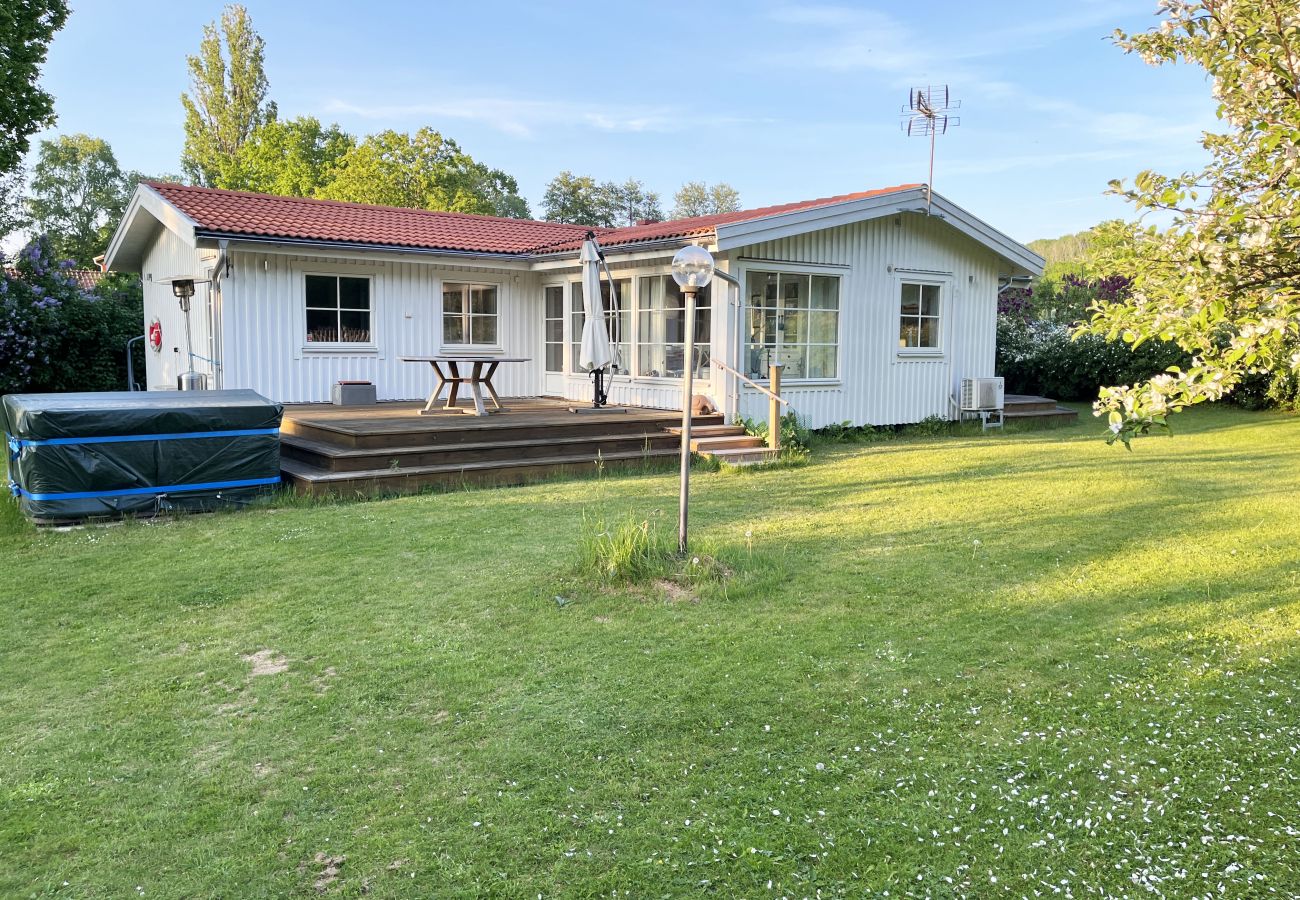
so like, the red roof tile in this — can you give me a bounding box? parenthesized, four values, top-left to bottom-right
(4, 267, 106, 290)
(146, 182, 596, 255)
(145, 181, 923, 257)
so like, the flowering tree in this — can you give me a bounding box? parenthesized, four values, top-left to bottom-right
(1082, 0, 1300, 446)
(0, 236, 142, 394)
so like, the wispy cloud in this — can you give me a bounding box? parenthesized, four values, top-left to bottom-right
(323, 97, 764, 139)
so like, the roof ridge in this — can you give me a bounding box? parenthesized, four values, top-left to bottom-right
(141, 180, 593, 231)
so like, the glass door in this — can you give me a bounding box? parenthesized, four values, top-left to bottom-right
(542, 284, 565, 396)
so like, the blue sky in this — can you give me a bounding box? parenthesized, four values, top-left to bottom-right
(26, 0, 1218, 244)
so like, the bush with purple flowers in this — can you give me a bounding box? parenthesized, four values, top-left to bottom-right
(995, 273, 1190, 402)
(1, 235, 142, 394)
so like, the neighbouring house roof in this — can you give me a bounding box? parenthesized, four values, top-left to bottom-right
(106, 181, 1044, 276)
(4, 267, 106, 291)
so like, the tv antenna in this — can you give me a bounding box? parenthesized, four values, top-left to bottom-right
(901, 85, 960, 212)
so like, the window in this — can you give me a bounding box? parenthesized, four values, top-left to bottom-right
(636, 276, 710, 378)
(443, 282, 499, 347)
(305, 274, 371, 344)
(745, 271, 838, 380)
(899, 282, 941, 349)
(544, 285, 564, 373)
(570, 278, 630, 373)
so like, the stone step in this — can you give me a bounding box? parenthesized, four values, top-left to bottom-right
(689, 435, 767, 452)
(702, 447, 781, 466)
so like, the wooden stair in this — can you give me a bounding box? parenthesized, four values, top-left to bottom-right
(279, 403, 724, 496)
(1002, 395, 1079, 426)
(666, 423, 779, 466)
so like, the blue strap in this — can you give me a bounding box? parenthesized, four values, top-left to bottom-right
(8, 427, 279, 450)
(10, 475, 280, 502)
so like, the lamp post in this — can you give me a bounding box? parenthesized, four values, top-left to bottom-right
(671, 245, 715, 554)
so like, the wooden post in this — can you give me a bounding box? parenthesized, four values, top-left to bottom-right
(678, 289, 697, 554)
(768, 363, 783, 452)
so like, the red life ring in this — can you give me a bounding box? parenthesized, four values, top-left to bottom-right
(148, 319, 163, 352)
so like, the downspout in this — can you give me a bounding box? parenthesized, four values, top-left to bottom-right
(209, 240, 229, 389)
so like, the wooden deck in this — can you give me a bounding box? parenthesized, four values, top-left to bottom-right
(279, 398, 722, 496)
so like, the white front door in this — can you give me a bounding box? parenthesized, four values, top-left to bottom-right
(542, 284, 565, 396)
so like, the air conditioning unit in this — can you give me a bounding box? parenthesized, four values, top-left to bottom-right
(960, 377, 1004, 411)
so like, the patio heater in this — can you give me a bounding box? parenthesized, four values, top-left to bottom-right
(671, 244, 715, 554)
(172, 278, 208, 391)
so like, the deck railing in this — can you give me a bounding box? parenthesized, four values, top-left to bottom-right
(711, 359, 788, 452)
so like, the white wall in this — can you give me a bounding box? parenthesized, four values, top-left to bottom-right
(141, 227, 217, 391)
(730, 212, 1001, 428)
(221, 249, 542, 403)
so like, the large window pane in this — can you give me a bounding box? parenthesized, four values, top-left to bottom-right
(899, 281, 941, 349)
(306, 275, 335, 308)
(636, 275, 709, 378)
(339, 277, 369, 309)
(306, 307, 338, 343)
(745, 270, 839, 379)
(305, 274, 371, 343)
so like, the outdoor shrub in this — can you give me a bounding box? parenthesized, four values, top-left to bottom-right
(904, 414, 954, 438)
(996, 316, 1190, 402)
(1232, 363, 1300, 411)
(0, 236, 143, 394)
(741, 411, 811, 454)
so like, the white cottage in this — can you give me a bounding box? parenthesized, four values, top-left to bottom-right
(105, 182, 1043, 429)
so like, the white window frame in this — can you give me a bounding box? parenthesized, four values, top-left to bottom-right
(441, 281, 502, 352)
(628, 271, 713, 383)
(301, 271, 376, 353)
(894, 274, 948, 360)
(542, 282, 566, 374)
(738, 261, 845, 385)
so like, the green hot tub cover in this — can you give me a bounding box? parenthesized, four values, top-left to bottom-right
(3, 389, 283, 520)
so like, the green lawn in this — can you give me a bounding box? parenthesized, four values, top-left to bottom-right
(4, 405, 1300, 898)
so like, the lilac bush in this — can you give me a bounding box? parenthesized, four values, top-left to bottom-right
(1, 235, 142, 394)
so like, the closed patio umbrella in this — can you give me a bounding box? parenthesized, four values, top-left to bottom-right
(579, 235, 614, 407)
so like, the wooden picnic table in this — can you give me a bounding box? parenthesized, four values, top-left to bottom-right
(399, 356, 529, 417)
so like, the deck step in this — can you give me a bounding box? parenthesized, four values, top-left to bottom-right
(280, 430, 676, 472)
(1004, 395, 1064, 414)
(281, 447, 678, 496)
(1002, 405, 1079, 426)
(705, 447, 781, 466)
(665, 424, 746, 438)
(689, 435, 767, 452)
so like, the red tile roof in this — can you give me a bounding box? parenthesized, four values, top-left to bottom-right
(144, 181, 923, 257)
(4, 267, 105, 290)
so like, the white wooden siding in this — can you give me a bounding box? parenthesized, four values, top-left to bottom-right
(221, 250, 544, 403)
(730, 212, 1000, 428)
(140, 227, 216, 391)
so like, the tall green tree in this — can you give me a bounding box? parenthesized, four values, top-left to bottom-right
(317, 128, 528, 218)
(0, 0, 68, 177)
(541, 173, 662, 227)
(1084, 0, 1300, 446)
(180, 4, 276, 187)
(26, 134, 129, 266)
(672, 181, 741, 219)
(230, 116, 354, 196)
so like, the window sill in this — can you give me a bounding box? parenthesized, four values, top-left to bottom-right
(302, 344, 380, 356)
(895, 350, 945, 361)
(440, 346, 504, 356)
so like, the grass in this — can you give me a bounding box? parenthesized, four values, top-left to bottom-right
(3, 404, 1300, 897)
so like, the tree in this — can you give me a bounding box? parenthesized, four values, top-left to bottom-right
(26, 134, 130, 266)
(541, 173, 662, 227)
(317, 128, 529, 217)
(180, 4, 276, 187)
(672, 181, 741, 219)
(0, 168, 27, 242)
(542, 171, 609, 225)
(1083, 1, 1300, 446)
(230, 116, 354, 196)
(609, 179, 663, 226)
(0, 236, 141, 393)
(0, 1, 68, 177)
